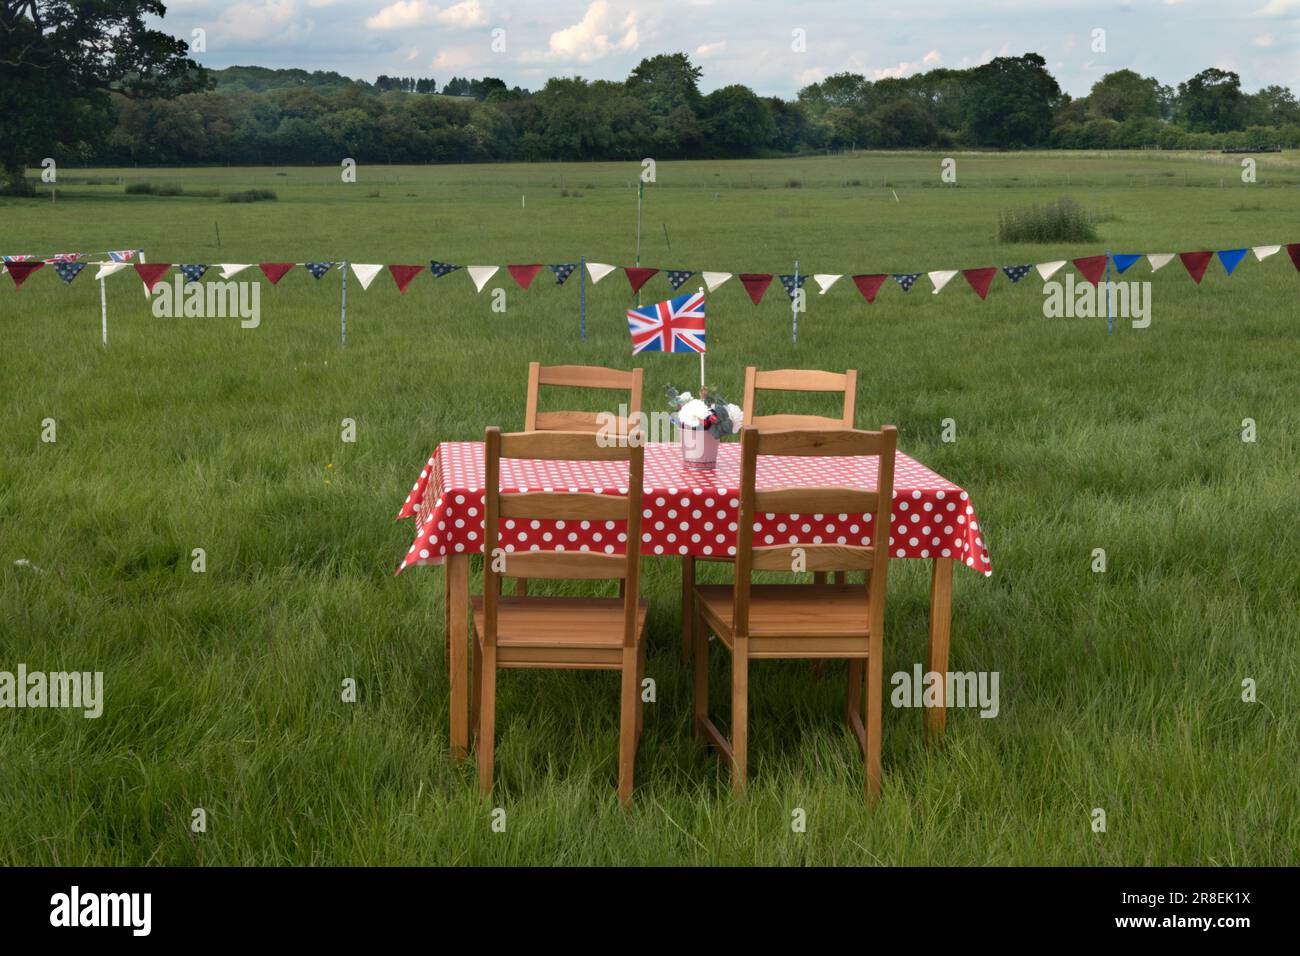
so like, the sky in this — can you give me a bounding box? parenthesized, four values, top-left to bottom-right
(158, 0, 1300, 97)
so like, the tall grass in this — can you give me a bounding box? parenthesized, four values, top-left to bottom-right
(998, 196, 1099, 243)
(2, 154, 1298, 865)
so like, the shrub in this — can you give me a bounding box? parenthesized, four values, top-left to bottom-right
(997, 197, 1099, 244)
(223, 189, 277, 203)
(784, 178, 802, 188)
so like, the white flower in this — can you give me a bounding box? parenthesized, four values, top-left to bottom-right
(677, 398, 712, 429)
(725, 403, 743, 433)
(675, 391, 693, 405)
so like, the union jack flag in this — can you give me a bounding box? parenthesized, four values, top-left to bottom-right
(109, 250, 137, 262)
(626, 291, 706, 354)
(48, 252, 82, 262)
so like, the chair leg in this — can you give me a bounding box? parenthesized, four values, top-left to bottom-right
(617, 646, 639, 808)
(470, 635, 482, 740)
(865, 649, 883, 800)
(845, 659, 864, 731)
(680, 556, 695, 661)
(635, 636, 647, 744)
(813, 571, 828, 585)
(692, 605, 709, 741)
(731, 638, 749, 795)
(513, 578, 528, 596)
(477, 645, 497, 799)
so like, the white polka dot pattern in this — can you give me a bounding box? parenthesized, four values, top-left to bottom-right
(395, 442, 992, 576)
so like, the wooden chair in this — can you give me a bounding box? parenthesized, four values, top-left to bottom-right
(524, 362, 643, 434)
(692, 425, 896, 798)
(518, 362, 643, 597)
(681, 367, 858, 660)
(472, 427, 648, 807)
(742, 366, 857, 431)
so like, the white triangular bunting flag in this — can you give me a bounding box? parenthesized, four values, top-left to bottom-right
(1035, 260, 1066, 281)
(1146, 253, 1175, 272)
(219, 263, 251, 279)
(467, 265, 499, 293)
(95, 261, 129, 280)
(1252, 245, 1281, 262)
(350, 263, 383, 290)
(703, 271, 732, 293)
(586, 262, 616, 284)
(928, 270, 958, 294)
(813, 274, 842, 295)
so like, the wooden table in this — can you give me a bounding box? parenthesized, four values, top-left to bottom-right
(397, 441, 991, 756)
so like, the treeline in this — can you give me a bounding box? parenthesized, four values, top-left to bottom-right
(89, 53, 1300, 167)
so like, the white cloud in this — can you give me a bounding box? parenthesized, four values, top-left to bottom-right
(1251, 0, 1300, 15)
(430, 47, 481, 70)
(367, 0, 486, 31)
(216, 0, 311, 44)
(524, 1, 639, 63)
(696, 40, 726, 57)
(871, 51, 942, 79)
(1253, 33, 1276, 46)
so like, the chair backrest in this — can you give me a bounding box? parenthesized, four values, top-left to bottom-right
(482, 427, 644, 648)
(732, 425, 896, 639)
(742, 367, 857, 430)
(524, 363, 644, 435)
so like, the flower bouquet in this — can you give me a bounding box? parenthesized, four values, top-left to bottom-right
(666, 386, 743, 470)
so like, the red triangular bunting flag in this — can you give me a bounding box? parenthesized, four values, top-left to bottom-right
(5, 261, 45, 289)
(851, 274, 887, 304)
(134, 262, 172, 292)
(389, 264, 423, 294)
(738, 273, 773, 305)
(507, 263, 543, 289)
(1179, 251, 1213, 285)
(259, 262, 295, 285)
(1072, 255, 1109, 286)
(962, 267, 998, 300)
(1286, 243, 1300, 271)
(624, 267, 659, 294)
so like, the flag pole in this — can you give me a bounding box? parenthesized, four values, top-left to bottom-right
(699, 285, 705, 390)
(340, 261, 348, 347)
(100, 275, 108, 347)
(1104, 251, 1113, 336)
(140, 251, 150, 301)
(635, 179, 643, 308)
(579, 254, 587, 341)
(792, 258, 799, 345)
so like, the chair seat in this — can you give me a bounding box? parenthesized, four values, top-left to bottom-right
(693, 584, 874, 654)
(472, 596, 647, 666)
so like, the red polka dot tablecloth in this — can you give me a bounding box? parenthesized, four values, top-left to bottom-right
(396, 442, 991, 577)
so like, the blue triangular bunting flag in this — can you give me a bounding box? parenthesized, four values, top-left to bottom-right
(778, 274, 806, 300)
(666, 269, 695, 291)
(305, 262, 334, 279)
(1112, 254, 1142, 274)
(430, 260, 462, 278)
(180, 264, 209, 284)
(548, 263, 577, 284)
(893, 273, 921, 292)
(1002, 264, 1032, 284)
(54, 261, 87, 284)
(1217, 248, 1248, 275)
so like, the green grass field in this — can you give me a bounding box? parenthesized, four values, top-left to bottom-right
(2, 151, 1298, 865)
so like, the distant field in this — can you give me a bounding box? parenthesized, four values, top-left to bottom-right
(2, 152, 1298, 865)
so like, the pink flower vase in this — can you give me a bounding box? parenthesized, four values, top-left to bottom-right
(680, 426, 719, 470)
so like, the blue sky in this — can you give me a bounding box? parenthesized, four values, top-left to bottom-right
(160, 0, 1299, 96)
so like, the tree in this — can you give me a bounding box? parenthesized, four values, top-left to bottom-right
(701, 84, 775, 156)
(1087, 70, 1162, 122)
(965, 53, 1062, 147)
(626, 53, 702, 114)
(0, 1, 205, 192)
(1177, 68, 1244, 132)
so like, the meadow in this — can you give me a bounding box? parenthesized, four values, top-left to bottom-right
(1, 150, 1297, 865)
